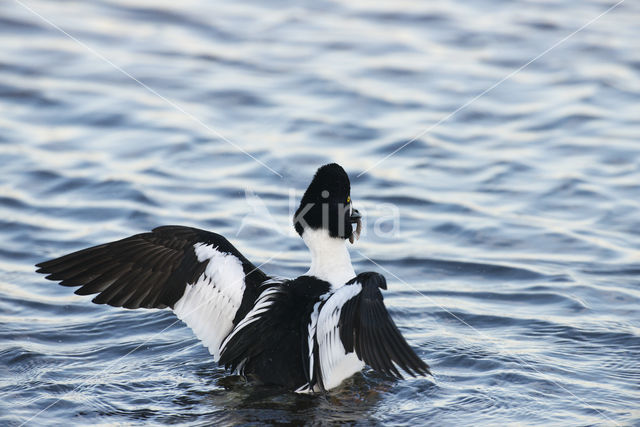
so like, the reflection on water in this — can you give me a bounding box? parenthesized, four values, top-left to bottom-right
(1, 0, 640, 425)
(204, 374, 387, 425)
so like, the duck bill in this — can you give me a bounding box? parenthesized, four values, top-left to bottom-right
(348, 209, 362, 244)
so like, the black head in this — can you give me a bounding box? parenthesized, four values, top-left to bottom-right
(293, 163, 361, 241)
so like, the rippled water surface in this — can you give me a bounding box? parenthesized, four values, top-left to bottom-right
(2, 0, 640, 425)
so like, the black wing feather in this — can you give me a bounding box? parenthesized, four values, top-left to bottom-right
(36, 225, 269, 313)
(339, 272, 430, 379)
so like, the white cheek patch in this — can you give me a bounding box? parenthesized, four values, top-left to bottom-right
(172, 243, 247, 361)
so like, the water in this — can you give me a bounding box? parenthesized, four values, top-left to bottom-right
(1, 0, 639, 425)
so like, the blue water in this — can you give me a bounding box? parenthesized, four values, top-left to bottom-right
(1, 0, 640, 425)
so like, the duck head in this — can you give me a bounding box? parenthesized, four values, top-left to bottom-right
(293, 163, 362, 243)
(293, 163, 362, 287)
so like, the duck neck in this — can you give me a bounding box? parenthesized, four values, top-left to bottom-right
(302, 228, 355, 288)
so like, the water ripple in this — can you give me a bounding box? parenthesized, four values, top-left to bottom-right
(1, 0, 639, 425)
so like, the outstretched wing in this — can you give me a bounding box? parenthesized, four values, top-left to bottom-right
(36, 225, 269, 360)
(310, 272, 430, 391)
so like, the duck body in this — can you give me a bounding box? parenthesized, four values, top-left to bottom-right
(36, 164, 430, 392)
(220, 275, 333, 390)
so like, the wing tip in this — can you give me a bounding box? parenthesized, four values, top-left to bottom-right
(409, 359, 432, 378)
(392, 358, 432, 380)
(35, 260, 53, 274)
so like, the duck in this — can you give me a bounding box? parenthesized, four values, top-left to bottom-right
(36, 163, 430, 392)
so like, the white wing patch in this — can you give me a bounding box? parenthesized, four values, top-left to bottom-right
(172, 243, 247, 361)
(313, 283, 365, 390)
(295, 294, 329, 393)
